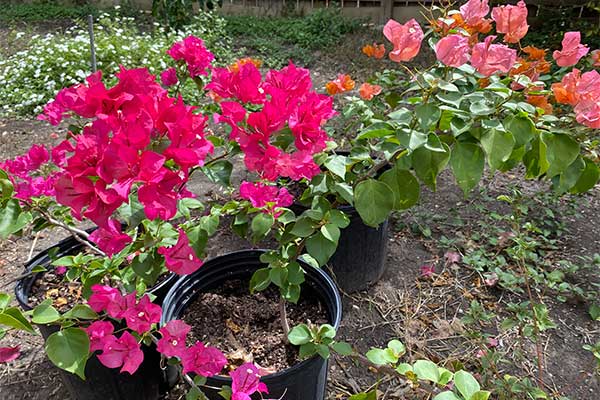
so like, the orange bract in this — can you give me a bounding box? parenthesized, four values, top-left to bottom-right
(228, 57, 262, 73)
(362, 43, 385, 59)
(326, 74, 356, 95)
(359, 83, 382, 100)
(522, 46, 546, 61)
(526, 94, 553, 115)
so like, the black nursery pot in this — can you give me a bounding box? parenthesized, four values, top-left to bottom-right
(161, 249, 343, 400)
(14, 233, 177, 400)
(327, 204, 389, 293)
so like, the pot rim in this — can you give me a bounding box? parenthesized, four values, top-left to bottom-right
(160, 248, 342, 383)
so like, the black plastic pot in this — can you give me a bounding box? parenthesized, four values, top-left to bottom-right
(161, 249, 342, 400)
(327, 204, 389, 293)
(15, 233, 177, 400)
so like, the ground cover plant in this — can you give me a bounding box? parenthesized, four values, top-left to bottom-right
(0, 0, 599, 399)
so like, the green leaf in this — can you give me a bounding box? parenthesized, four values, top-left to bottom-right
(396, 363, 413, 374)
(131, 252, 163, 285)
(450, 142, 485, 195)
(45, 328, 90, 379)
(413, 359, 440, 383)
(349, 391, 377, 400)
(305, 231, 337, 266)
(454, 370, 480, 400)
(331, 341, 353, 355)
(249, 268, 271, 293)
(328, 209, 350, 228)
(32, 300, 61, 324)
(318, 324, 336, 339)
(416, 103, 441, 132)
(570, 158, 599, 194)
(387, 339, 406, 357)
(379, 165, 420, 210)
(290, 217, 315, 237)
(0, 307, 35, 333)
(0, 293, 11, 311)
(354, 179, 394, 227)
(325, 155, 347, 179)
(523, 135, 549, 178)
(554, 156, 585, 194)
(0, 199, 22, 238)
(589, 304, 600, 321)
(503, 115, 535, 147)
(334, 182, 354, 205)
(366, 347, 398, 365)
(470, 391, 491, 400)
(412, 144, 450, 190)
(316, 343, 331, 359)
(298, 342, 317, 359)
(269, 267, 288, 287)
(202, 160, 233, 186)
(320, 224, 340, 244)
(63, 304, 98, 320)
(281, 283, 301, 303)
(286, 261, 305, 285)
(543, 132, 580, 178)
(250, 213, 274, 243)
(433, 392, 461, 400)
(288, 324, 312, 345)
(480, 129, 515, 171)
(357, 122, 394, 139)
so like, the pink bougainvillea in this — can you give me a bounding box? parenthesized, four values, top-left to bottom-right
(0, 346, 21, 363)
(553, 32, 589, 67)
(158, 228, 203, 275)
(166, 36, 214, 78)
(85, 321, 115, 352)
(230, 363, 270, 400)
(0, 144, 59, 200)
(180, 341, 227, 377)
(97, 331, 144, 375)
(239, 181, 293, 217)
(471, 36, 517, 76)
(122, 295, 162, 334)
(460, 0, 489, 26)
(211, 62, 335, 182)
(383, 19, 424, 62)
(491, 0, 529, 43)
(157, 320, 191, 358)
(435, 34, 471, 67)
(89, 218, 132, 257)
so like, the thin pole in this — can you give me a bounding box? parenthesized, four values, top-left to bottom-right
(88, 15, 97, 73)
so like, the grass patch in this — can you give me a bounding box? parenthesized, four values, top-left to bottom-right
(224, 8, 363, 68)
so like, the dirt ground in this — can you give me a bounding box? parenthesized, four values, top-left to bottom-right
(0, 19, 599, 400)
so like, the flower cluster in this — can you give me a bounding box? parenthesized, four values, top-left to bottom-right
(166, 36, 215, 78)
(553, 69, 600, 128)
(0, 144, 58, 200)
(37, 67, 213, 249)
(230, 363, 270, 400)
(86, 285, 226, 376)
(239, 181, 294, 217)
(210, 62, 336, 181)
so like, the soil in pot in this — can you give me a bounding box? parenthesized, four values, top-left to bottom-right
(28, 269, 83, 312)
(182, 278, 329, 373)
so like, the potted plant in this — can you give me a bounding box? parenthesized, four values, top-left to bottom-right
(1, 0, 599, 398)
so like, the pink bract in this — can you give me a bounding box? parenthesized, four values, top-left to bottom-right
(383, 19, 424, 62)
(97, 331, 144, 375)
(158, 228, 203, 275)
(85, 321, 115, 352)
(157, 320, 191, 358)
(230, 363, 269, 400)
(160, 67, 178, 86)
(122, 295, 162, 335)
(180, 342, 227, 377)
(89, 218, 132, 257)
(491, 0, 529, 43)
(0, 346, 21, 363)
(239, 181, 294, 216)
(88, 285, 121, 314)
(435, 34, 471, 67)
(460, 0, 490, 26)
(471, 36, 517, 77)
(166, 36, 214, 78)
(553, 32, 589, 67)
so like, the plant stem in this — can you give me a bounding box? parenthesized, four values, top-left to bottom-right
(279, 296, 290, 342)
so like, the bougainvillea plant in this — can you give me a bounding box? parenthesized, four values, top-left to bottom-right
(0, 0, 599, 398)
